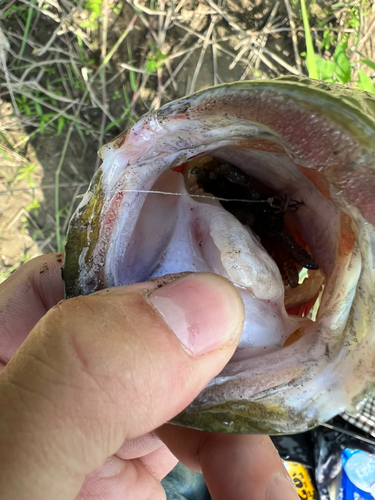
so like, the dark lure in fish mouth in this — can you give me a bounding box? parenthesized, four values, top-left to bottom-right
(188, 158, 319, 290)
(64, 79, 375, 434)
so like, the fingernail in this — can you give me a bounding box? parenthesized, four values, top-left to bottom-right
(266, 472, 299, 500)
(148, 273, 244, 356)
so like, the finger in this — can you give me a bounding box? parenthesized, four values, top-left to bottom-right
(117, 434, 179, 481)
(0, 253, 64, 365)
(0, 273, 245, 500)
(137, 445, 178, 481)
(76, 455, 167, 500)
(157, 425, 299, 500)
(116, 433, 164, 460)
(76, 441, 177, 499)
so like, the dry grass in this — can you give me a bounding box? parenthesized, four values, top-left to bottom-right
(0, 0, 374, 281)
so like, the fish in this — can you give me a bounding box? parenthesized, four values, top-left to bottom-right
(63, 77, 375, 435)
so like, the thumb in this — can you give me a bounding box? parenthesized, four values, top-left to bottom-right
(0, 273, 244, 500)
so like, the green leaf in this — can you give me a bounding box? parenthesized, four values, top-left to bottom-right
(315, 56, 335, 81)
(104, 115, 125, 133)
(347, 6, 360, 29)
(129, 70, 137, 92)
(19, 0, 36, 59)
(74, 123, 87, 145)
(92, 4, 101, 16)
(358, 70, 375, 94)
(145, 49, 168, 73)
(2, 5, 17, 19)
(57, 117, 65, 135)
(123, 86, 130, 107)
(361, 59, 375, 72)
(26, 199, 40, 213)
(155, 49, 168, 62)
(124, 104, 136, 124)
(333, 42, 351, 84)
(145, 58, 158, 73)
(300, 0, 318, 79)
(322, 29, 331, 51)
(34, 102, 43, 115)
(111, 1, 123, 15)
(84, 0, 102, 15)
(127, 42, 138, 91)
(348, 17, 359, 28)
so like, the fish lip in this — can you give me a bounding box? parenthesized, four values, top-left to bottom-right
(64, 80, 375, 434)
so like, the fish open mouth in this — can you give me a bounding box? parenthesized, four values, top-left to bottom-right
(64, 80, 375, 434)
(120, 144, 349, 362)
(153, 154, 325, 321)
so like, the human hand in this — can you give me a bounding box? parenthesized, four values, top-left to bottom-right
(0, 254, 298, 500)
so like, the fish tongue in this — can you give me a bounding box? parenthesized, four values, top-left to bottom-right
(191, 200, 284, 300)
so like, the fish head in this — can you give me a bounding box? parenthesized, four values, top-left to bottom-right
(63, 78, 375, 434)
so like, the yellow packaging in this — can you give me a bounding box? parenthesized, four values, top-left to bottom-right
(284, 461, 317, 500)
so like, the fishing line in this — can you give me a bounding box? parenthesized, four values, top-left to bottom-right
(0, 187, 303, 212)
(0, 186, 270, 203)
(116, 189, 304, 212)
(118, 188, 271, 203)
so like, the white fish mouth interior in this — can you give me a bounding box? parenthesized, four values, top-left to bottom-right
(116, 142, 347, 361)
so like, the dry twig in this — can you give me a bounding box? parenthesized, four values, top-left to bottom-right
(284, 0, 303, 75)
